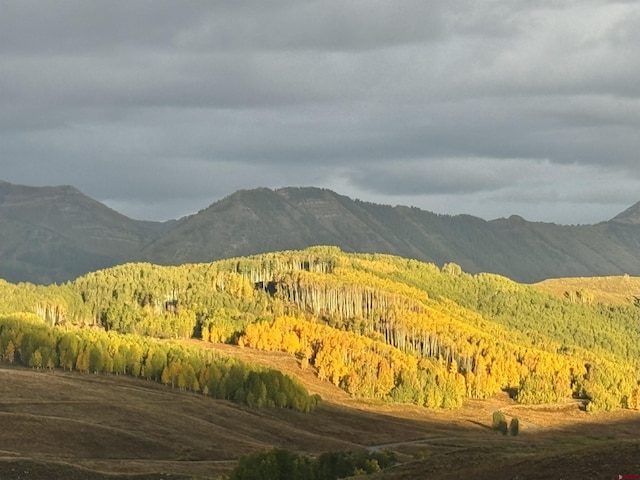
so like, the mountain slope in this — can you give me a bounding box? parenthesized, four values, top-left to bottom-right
(534, 274, 640, 305)
(0, 180, 167, 283)
(609, 201, 640, 225)
(2, 247, 640, 478)
(2, 181, 640, 284)
(140, 187, 415, 265)
(142, 187, 640, 283)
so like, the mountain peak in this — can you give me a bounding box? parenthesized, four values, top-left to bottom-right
(0, 180, 165, 284)
(609, 201, 640, 225)
(0, 179, 82, 199)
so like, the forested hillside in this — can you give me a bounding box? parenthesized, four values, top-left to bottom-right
(1, 247, 638, 412)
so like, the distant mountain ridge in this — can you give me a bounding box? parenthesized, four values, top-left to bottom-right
(0, 180, 169, 283)
(610, 201, 640, 225)
(1, 180, 640, 284)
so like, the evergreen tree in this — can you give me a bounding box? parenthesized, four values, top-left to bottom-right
(509, 417, 520, 436)
(492, 411, 508, 435)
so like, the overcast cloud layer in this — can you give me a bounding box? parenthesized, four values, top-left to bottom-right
(1, 1, 639, 224)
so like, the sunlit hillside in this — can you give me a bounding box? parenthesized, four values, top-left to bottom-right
(534, 274, 640, 306)
(2, 247, 639, 414)
(2, 246, 640, 478)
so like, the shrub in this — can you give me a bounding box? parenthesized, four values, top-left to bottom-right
(492, 411, 508, 435)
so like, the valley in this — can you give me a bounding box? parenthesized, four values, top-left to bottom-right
(1, 360, 639, 479)
(3, 2, 639, 478)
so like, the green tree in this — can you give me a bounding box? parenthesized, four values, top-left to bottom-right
(230, 449, 313, 480)
(75, 348, 90, 373)
(492, 411, 508, 435)
(145, 348, 167, 381)
(4, 340, 15, 364)
(509, 417, 520, 436)
(57, 333, 79, 371)
(29, 349, 43, 369)
(89, 344, 105, 373)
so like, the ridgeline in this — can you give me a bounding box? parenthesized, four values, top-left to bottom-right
(3, 180, 640, 284)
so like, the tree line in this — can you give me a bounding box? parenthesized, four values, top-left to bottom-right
(228, 448, 397, 480)
(0, 313, 320, 412)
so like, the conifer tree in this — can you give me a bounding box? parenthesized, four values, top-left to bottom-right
(509, 417, 520, 436)
(492, 411, 508, 434)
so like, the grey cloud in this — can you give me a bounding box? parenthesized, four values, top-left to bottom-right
(0, 1, 208, 55)
(343, 159, 639, 224)
(0, 0, 452, 56)
(1, 1, 639, 225)
(347, 158, 640, 210)
(345, 159, 517, 196)
(173, 1, 451, 52)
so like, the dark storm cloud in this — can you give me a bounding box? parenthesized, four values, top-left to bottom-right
(1, 1, 639, 223)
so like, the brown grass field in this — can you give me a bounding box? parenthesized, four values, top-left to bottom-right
(1, 342, 639, 479)
(534, 274, 640, 305)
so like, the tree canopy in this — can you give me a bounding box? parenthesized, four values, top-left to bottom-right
(1, 246, 638, 412)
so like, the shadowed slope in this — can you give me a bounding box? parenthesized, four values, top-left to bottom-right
(143, 187, 640, 283)
(0, 181, 167, 283)
(3, 181, 640, 284)
(2, 363, 639, 480)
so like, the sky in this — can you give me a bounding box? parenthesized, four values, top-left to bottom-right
(1, 1, 639, 225)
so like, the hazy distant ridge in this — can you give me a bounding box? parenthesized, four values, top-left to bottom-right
(1, 180, 640, 284)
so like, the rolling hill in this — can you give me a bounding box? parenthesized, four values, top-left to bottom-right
(2, 180, 640, 284)
(3, 247, 639, 412)
(2, 364, 639, 480)
(1, 246, 640, 478)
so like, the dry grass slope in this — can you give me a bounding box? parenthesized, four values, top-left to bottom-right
(2, 345, 640, 480)
(534, 274, 640, 305)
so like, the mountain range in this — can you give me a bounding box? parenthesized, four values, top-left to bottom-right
(1, 179, 640, 285)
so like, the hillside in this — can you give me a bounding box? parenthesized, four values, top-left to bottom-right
(0, 365, 385, 479)
(3, 365, 639, 479)
(0, 180, 168, 284)
(2, 247, 640, 477)
(142, 187, 640, 283)
(2, 247, 639, 412)
(2, 180, 640, 284)
(534, 274, 640, 306)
